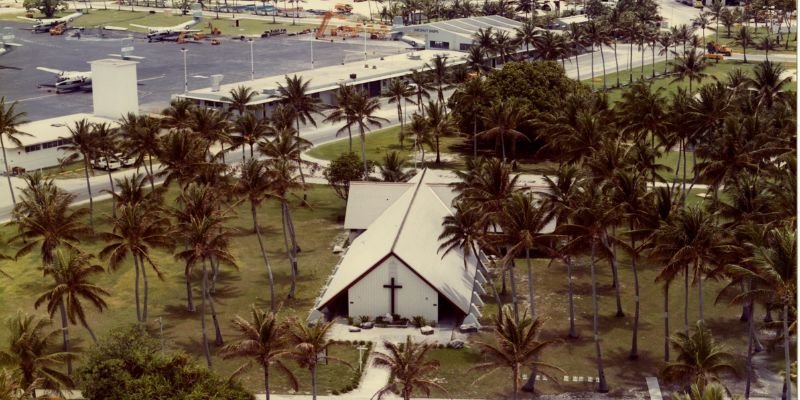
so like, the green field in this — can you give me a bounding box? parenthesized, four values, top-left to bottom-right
(0, 9, 316, 36)
(0, 183, 357, 394)
(710, 23, 798, 54)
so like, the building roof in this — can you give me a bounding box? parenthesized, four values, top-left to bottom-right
(344, 182, 413, 230)
(317, 169, 479, 314)
(14, 113, 118, 147)
(177, 49, 467, 105)
(556, 14, 589, 25)
(393, 15, 526, 41)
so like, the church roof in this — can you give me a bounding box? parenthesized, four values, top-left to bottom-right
(343, 182, 413, 230)
(316, 170, 479, 314)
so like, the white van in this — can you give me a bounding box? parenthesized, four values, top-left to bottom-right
(91, 156, 122, 171)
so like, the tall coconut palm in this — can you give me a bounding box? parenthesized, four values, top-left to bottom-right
(498, 193, 550, 319)
(378, 152, 413, 182)
(188, 107, 232, 161)
(407, 113, 433, 165)
(424, 54, 451, 107)
(156, 131, 208, 188)
(449, 77, 488, 158)
(275, 75, 324, 138)
(557, 181, 617, 393)
(91, 122, 120, 217)
(725, 227, 795, 400)
(105, 172, 163, 211)
(0, 312, 73, 389)
(472, 309, 563, 400)
(285, 318, 349, 400)
(120, 114, 161, 190)
(439, 202, 504, 316)
(0, 367, 34, 399)
(384, 79, 417, 149)
(657, 33, 673, 76)
(234, 159, 277, 313)
(160, 98, 195, 134)
(221, 305, 298, 399)
(408, 69, 434, 112)
(175, 213, 238, 367)
(733, 26, 753, 63)
(100, 204, 174, 323)
(515, 19, 539, 60)
(493, 30, 518, 65)
(59, 118, 99, 226)
(748, 61, 793, 110)
(465, 46, 492, 75)
(264, 159, 303, 299)
(423, 100, 458, 165)
(671, 49, 709, 93)
(661, 321, 738, 390)
(34, 248, 109, 375)
(324, 84, 357, 152)
(566, 23, 586, 81)
(473, 27, 497, 60)
(0, 98, 29, 208)
(222, 85, 257, 116)
(584, 20, 607, 90)
(372, 336, 448, 400)
(348, 90, 389, 175)
(478, 99, 529, 163)
(10, 172, 91, 268)
(233, 112, 273, 161)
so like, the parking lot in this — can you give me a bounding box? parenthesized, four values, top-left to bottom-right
(0, 20, 407, 120)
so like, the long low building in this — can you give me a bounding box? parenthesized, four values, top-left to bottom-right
(2, 113, 117, 172)
(392, 15, 527, 52)
(175, 49, 468, 115)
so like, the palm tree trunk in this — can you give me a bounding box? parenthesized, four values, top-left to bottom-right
(683, 265, 689, 335)
(500, 135, 506, 164)
(106, 168, 117, 218)
(511, 365, 518, 400)
(600, 45, 607, 90)
(59, 303, 73, 376)
(435, 134, 441, 164)
(628, 41, 634, 84)
(147, 155, 156, 191)
(264, 364, 271, 400)
(134, 255, 142, 322)
(397, 103, 404, 149)
(745, 289, 756, 399)
(185, 266, 195, 312)
(208, 271, 224, 346)
(604, 231, 624, 318)
(566, 255, 577, 339)
(629, 229, 640, 360)
(0, 136, 16, 208)
(141, 254, 149, 322)
(696, 259, 704, 324)
(782, 304, 792, 400)
(663, 283, 670, 362)
(295, 118, 308, 202)
(201, 261, 212, 368)
(253, 203, 276, 314)
(590, 240, 609, 393)
(282, 201, 298, 299)
(311, 365, 318, 400)
(525, 248, 535, 317)
(590, 43, 595, 90)
(84, 321, 98, 344)
(613, 40, 620, 87)
(650, 42, 656, 79)
(473, 116, 477, 158)
(360, 127, 369, 176)
(573, 53, 581, 81)
(508, 260, 519, 323)
(83, 158, 94, 227)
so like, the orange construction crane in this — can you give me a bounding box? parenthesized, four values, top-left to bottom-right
(316, 11, 333, 39)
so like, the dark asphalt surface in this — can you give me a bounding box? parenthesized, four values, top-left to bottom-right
(0, 20, 404, 119)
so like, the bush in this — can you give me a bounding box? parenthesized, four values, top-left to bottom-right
(332, 390, 340, 395)
(412, 315, 426, 328)
(323, 152, 375, 200)
(346, 316, 355, 326)
(359, 315, 370, 323)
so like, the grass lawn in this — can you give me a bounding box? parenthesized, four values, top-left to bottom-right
(0, 183, 356, 394)
(458, 249, 789, 398)
(588, 59, 797, 104)
(710, 24, 797, 54)
(0, 10, 316, 36)
(306, 125, 466, 168)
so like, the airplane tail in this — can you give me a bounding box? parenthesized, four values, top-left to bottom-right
(190, 2, 203, 24)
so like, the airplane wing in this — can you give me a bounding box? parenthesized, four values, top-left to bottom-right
(179, 29, 201, 33)
(130, 24, 159, 29)
(102, 25, 129, 31)
(36, 67, 64, 75)
(16, 16, 40, 22)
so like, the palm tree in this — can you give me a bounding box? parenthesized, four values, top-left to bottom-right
(34, 249, 109, 372)
(449, 78, 487, 159)
(0, 98, 29, 209)
(566, 23, 586, 81)
(372, 336, 448, 400)
(0, 367, 34, 399)
(498, 193, 550, 319)
(493, 30, 518, 64)
(275, 75, 324, 138)
(465, 46, 492, 75)
(733, 26, 753, 63)
(59, 118, 99, 226)
(378, 152, 413, 182)
(424, 54, 451, 107)
(160, 98, 195, 134)
(348, 90, 389, 175)
(532, 30, 567, 63)
(10, 172, 91, 268)
(285, 318, 349, 400)
(324, 84, 356, 152)
(657, 32, 673, 76)
(91, 122, 120, 217)
(120, 114, 161, 190)
(100, 203, 174, 323)
(748, 61, 793, 110)
(423, 100, 457, 165)
(105, 173, 163, 210)
(221, 305, 298, 399)
(384, 79, 416, 149)
(673, 382, 741, 400)
(478, 99, 529, 163)
(234, 159, 277, 313)
(515, 20, 538, 61)
(584, 20, 607, 90)
(671, 50, 709, 92)
(726, 227, 795, 400)
(175, 213, 238, 367)
(0, 312, 73, 389)
(661, 321, 738, 390)
(473, 27, 497, 61)
(188, 107, 232, 161)
(407, 113, 433, 165)
(694, 14, 712, 51)
(756, 36, 778, 62)
(472, 309, 563, 400)
(408, 69, 433, 112)
(264, 159, 303, 299)
(557, 181, 616, 393)
(707, 0, 724, 43)
(156, 131, 208, 188)
(233, 112, 273, 161)
(222, 85, 257, 116)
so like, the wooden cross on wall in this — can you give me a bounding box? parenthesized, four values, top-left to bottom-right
(383, 277, 403, 316)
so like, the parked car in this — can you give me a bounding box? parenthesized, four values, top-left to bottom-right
(91, 156, 122, 171)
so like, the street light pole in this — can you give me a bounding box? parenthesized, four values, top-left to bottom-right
(249, 39, 254, 81)
(363, 24, 367, 61)
(310, 36, 314, 69)
(181, 47, 188, 94)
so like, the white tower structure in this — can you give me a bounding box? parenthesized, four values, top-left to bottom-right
(89, 58, 139, 119)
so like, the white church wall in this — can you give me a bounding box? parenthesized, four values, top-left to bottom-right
(348, 255, 438, 321)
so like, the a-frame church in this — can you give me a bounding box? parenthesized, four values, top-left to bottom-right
(308, 170, 486, 326)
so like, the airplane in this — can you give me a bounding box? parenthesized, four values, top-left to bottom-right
(131, 4, 203, 42)
(0, 34, 22, 56)
(36, 67, 91, 93)
(17, 12, 83, 33)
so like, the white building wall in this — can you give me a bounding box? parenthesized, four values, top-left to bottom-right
(348, 255, 438, 321)
(1, 146, 73, 171)
(90, 59, 139, 119)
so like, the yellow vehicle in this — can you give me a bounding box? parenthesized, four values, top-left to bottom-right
(694, 0, 703, 9)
